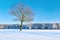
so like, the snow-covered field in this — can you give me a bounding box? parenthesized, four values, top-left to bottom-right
(0, 29, 60, 40)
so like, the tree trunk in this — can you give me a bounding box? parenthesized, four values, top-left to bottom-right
(20, 20, 23, 31)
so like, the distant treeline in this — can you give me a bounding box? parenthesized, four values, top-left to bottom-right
(0, 23, 60, 29)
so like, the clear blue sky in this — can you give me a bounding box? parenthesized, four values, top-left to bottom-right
(0, 0, 60, 24)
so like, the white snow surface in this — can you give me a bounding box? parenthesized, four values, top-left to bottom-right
(0, 29, 60, 40)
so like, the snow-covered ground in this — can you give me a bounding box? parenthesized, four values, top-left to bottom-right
(0, 29, 60, 40)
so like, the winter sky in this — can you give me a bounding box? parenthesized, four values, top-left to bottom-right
(0, 0, 60, 24)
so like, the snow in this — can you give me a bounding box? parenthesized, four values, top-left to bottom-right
(0, 29, 60, 40)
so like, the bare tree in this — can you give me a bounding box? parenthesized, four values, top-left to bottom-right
(9, 4, 34, 31)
